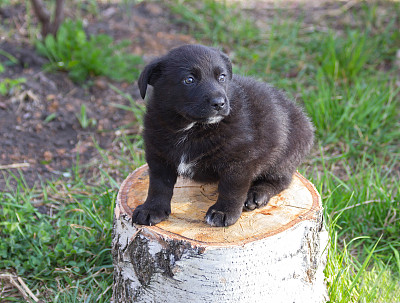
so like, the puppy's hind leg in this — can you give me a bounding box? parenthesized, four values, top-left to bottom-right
(243, 173, 292, 211)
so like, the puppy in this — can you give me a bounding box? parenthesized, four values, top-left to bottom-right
(133, 44, 314, 227)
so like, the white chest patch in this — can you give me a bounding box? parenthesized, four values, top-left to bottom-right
(207, 116, 223, 124)
(177, 154, 195, 178)
(182, 122, 196, 131)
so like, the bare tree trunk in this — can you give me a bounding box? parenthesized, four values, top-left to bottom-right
(30, 0, 65, 37)
(52, 0, 65, 35)
(112, 165, 329, 303)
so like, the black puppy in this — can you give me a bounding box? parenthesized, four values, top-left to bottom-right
(133, 44, 314, 227)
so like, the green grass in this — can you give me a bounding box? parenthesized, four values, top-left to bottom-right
(1, 0, 400, 302)
(35, 19, 143, 83)
(169, 0, 260, 48)
(0, 170, 116, 301)
(76, 104, 97, 129)
(0, 54, 26, 96)
(303, 74, 399, 154)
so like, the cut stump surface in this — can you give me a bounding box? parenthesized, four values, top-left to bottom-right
(112, 164, 328, 303)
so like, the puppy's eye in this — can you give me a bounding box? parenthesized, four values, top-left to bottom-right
(183, 76, 195, 85)
(218, 74, 226, 82)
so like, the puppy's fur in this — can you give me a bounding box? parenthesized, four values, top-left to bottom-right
(133, 44, 314, 227)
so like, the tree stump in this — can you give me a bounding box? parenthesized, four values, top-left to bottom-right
(112, 164, 328, 303)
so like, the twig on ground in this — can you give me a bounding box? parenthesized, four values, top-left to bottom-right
(0, 163, 30, 170)
(17, 277, 40, 302)
(327, 0, 360, 17)
(0, 273, 39, 303)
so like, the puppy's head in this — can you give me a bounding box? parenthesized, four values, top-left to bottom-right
(138, 44, 232, 124)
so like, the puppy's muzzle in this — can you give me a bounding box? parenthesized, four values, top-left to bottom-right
(210, 97, 226, 112)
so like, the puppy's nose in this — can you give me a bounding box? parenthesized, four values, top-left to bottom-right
(210, 97, 225, 111)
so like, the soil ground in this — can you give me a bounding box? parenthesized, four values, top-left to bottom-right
(0, 1, 196, 190)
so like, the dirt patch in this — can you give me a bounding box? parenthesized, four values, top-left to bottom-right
(0, 1, 195, 190)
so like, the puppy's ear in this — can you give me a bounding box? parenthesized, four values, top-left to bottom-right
(138, 59, 163, 99)
(219, 51, 233, 80)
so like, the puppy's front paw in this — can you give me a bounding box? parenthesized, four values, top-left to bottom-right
(205, 205, 241, 227)
(243, 187, 270, 211)
(132, 204, 170, 226)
